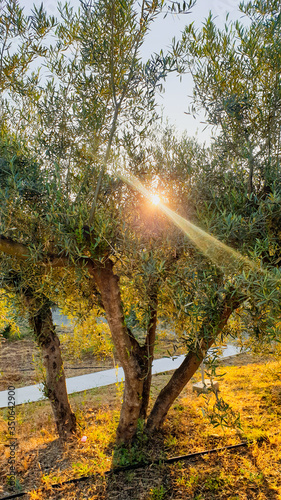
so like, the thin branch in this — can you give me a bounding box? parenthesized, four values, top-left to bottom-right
(88, 0, 148, 224)
(88, 101, 121, 225)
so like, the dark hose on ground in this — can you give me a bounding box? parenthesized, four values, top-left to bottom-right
(1, 439, 264, 500)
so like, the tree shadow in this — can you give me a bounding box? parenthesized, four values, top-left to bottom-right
(105, 430, 173, 500)
(20, 438, 72, 492)
(105, 432, 280, 500)
(244, 443, 279, 500)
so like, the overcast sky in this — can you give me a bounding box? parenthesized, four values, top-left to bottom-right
(19, 0, 246, 143)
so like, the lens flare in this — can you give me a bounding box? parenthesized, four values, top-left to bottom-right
(119, 171, 256, 274)
(151, 194, 160, 205)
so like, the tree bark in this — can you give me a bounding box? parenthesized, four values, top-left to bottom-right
(246, 142, 255, 195)
(139, 292, 158, 419)
(25, 292, 76, 440)
(146, 293, 242, 432)
(90, 260, 145, 444)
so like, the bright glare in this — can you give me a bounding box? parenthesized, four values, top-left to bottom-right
(151, 194, 160, 205)
(118, 171, 257, 274)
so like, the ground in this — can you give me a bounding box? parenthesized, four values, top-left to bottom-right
(0, 332, 281, 499)
(0, 328, 114, 392)
(0, 326, 262, 391)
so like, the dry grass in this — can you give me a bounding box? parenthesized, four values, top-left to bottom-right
(0, 357, 281, 499)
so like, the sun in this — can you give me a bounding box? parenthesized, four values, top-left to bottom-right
(151, 193, 160, 205)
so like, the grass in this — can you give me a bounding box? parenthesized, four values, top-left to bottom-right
(0, 357, 281, 499)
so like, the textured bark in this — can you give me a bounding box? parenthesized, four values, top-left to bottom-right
(90, 260, 145, 443)
(146, 294, 242, 432)
(247, 144, 255, 195)
(139, 293, 158, 419)
(26, 294, 76, 440)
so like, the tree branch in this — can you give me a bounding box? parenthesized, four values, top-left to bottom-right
(0, 235, 30, 259)
(146, 290, 243, 431)
(0, 234, 94, 271)
(88, 0, 150, 224)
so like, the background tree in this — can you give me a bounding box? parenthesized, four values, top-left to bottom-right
(176, 0, 281, 282)
(179, 0, 281, 196)
(0, 289, 20, 340)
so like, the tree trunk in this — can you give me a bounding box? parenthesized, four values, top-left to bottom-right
(146, 293, 241, 432)
(139, 292, 158, 419)
(246, 142, 255, 195)
(90, 260, 145, 444)
(25, 293, 76, 440)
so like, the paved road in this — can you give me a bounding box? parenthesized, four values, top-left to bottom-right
(0, 345, 241, 408)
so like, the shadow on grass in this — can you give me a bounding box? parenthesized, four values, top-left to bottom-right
(105, 432, 280, 500)
(105, 429, 172, 500)
(20, 438, 70, 491)
(244, 445, 279, 500)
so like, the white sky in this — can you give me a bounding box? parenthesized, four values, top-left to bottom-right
(141, 0, 246, 143)
(19, 0, 246, 144)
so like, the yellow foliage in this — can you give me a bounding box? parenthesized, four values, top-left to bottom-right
(0, 291, 20, 338)
(59, 310, 113, 360)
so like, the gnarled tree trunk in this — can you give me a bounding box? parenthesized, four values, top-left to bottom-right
(139, 292, 158, 420)
(91, 259, 242, 443)
(25, 292, 76, 440)
(146, 292, 242, 432)
(91, 260, 146, 443)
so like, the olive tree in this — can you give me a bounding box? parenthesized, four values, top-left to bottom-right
(0, 0, 201, 444)
(0, 128, 77, 440)
(2, 0, 281, 446)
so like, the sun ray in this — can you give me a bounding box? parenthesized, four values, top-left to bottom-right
(119, 171, 256, 274)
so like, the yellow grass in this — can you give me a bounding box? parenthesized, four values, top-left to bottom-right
(0, 358, 280, 499)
